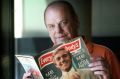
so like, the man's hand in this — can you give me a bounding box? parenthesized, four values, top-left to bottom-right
(88, 57, 110, 79)
(22, 68, 41, 79)
(22, 72, 32, 79)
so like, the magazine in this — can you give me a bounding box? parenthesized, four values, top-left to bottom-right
(15, 37, 98, 79)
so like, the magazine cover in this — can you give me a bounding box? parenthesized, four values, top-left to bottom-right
(16, 37, 98, 79)
(35, 36, 98, 79)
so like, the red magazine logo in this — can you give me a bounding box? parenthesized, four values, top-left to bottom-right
(62, 39, 81, 52)
(39, 52, 53, 69)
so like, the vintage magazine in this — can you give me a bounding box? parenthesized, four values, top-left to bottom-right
(15, 37, 98, 79)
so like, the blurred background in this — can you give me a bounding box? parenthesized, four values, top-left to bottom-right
(0, 0, 120, 79)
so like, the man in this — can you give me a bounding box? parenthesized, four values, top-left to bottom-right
(23, 1, 120, 79)
(53, 48, 98, 79)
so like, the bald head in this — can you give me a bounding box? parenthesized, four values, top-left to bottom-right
(44, 1, 77, 20)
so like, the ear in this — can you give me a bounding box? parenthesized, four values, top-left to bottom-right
(53, 61, 60, 69)
(74, 15, 80, 29)
(71, 16, 80, 36)
(53, 60, 58, 67)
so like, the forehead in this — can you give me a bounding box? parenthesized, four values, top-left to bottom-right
(45, 4, 70, 15)
(54, 49, 67, 57)
(45, 6, 71, 22)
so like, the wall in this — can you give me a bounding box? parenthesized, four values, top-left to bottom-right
(92, 0, 120, 37)
(22, 0, 48, 37)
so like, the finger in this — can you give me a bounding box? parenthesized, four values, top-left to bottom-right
(89, 61, 103, 67)
(29, 68, 41, 76)
(90, 65, 108, 72)
(94, 71, 109, 79)
(96, 75, 103, 79)
(89, 59, 109, 68)
(91, 57, 104, 62)
(94, 70, 107, 76)
(22, 72, 31, 79)
(89, 61, 109, 69)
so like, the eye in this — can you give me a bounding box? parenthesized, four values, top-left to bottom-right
(60, 20, 68, 27)
(47, 24, 55, 30)
(62, 54, 68, 58)
(56, 57, 61, 61)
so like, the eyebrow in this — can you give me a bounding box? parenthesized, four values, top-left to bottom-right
(59, 18, 68, 22)
(47, 18, 68, 25)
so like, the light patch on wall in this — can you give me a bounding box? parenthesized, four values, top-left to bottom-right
(23, 0, 49, 37)
(14, 0, 23, 38)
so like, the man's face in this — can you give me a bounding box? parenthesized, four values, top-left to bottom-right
(45, 6, 78, 45)
(53, 50, 72, 72)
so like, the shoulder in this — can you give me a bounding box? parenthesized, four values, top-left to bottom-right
(86, 39, 114, 57)
(92, 43, 117, 60)
(93, 43, 112, 53)
(85, 38, 117, 61)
